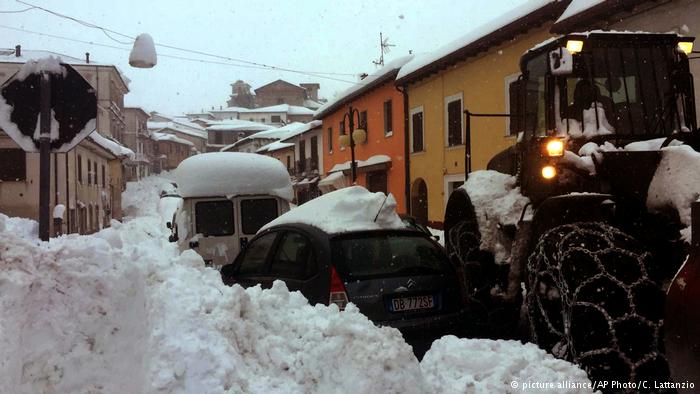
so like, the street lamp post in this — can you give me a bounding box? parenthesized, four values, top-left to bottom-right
(338, 105, 366, 183)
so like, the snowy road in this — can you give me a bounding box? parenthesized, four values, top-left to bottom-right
(0, 175, 593, 393)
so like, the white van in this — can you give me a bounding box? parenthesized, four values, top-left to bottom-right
(168, 152, 293, 268)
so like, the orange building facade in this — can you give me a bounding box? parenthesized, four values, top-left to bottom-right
(317, 78, 408, 213)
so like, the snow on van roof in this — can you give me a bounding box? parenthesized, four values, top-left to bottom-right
(174, 152, 293, 200)
(261, 186, 406, 234)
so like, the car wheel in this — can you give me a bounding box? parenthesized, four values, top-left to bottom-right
(527, 222, 671, 390)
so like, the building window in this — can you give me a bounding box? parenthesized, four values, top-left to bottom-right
(410, 107, 424, 152)
(299, 139, 306, 172)
(93, 161, 98, 186)
(88, 205, 93, 232)
(327, 127, 333, 152)
(383, 100, 393, 136)
(286, 155, 291, 170)
(360, 110, 368, 142)
(260, 117, 266, 123)
(87, 159, 92, 185)
(0, 149, 26, 181)
(339, 121, 345, 135)
(310, 136, 318, 170)
(78, 155, 83, 184)
(101, 165, 106, 188)
(445, 93, 463, 147)
(443, 174, 465, 208)
(271, 115, 281, 123)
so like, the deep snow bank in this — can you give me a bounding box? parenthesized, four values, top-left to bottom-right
(647, 145, 700, 241)
(0, 177, 424, 393)
(0, 175, 593, 393)
(421, 337, 594, 393)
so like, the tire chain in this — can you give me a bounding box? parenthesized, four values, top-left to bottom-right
(527, 222, 671, 392)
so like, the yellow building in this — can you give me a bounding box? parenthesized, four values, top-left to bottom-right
(396, 1, 566, 228)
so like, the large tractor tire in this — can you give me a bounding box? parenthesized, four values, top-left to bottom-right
(527, 222, 671, 392)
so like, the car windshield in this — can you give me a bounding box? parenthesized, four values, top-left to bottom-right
(331, 232, 451, 280)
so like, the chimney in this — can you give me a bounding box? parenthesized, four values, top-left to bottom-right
(15, 45, 21, 57)
(300, 83, 320, 101)
(85, 52, 90, 64)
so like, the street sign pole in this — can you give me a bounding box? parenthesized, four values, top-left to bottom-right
(39, 71, 51, 241)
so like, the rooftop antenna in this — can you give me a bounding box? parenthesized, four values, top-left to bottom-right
(372, 32, 395, 67)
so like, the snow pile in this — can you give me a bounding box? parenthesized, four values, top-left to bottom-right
(557, 103, 615, 140)
(421, 337, 594, 394)
(261, 186, 406, 234)
(463, 171, 530, 263)
(16, 55, 66, 81)
(88, 130, 135, 160)
(0, 177, 426, 393)
(174, 152, 293, 200)
(647, 145, 700, 241)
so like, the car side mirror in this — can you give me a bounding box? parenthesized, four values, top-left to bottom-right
(168, 234, 178, 242)
(166, 221, 172, 229)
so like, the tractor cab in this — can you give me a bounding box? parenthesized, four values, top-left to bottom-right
(502, 32, 697, 203)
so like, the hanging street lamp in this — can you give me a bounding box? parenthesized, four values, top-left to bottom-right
(337, 105, 366, 183)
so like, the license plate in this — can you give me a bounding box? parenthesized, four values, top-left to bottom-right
(390, 295, 434, 312)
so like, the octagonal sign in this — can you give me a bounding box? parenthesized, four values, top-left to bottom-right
(0, 57, 97, 153)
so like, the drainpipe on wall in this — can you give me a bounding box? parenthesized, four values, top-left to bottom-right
(396, 84, 410, 215)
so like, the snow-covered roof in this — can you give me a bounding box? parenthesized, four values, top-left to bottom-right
(328, 155, 391, 173)
(557, 0, 605, 23)
(0, 48, 130, 90)
(147, 121, 207, 140)
(257, 140, 295, 153)
(88, 131, 135, 160)
(261, 186, 406, 234)
(550, 0, 628, 33)
(150, 132, 195, 146)
(315, 55, 413, 119)
(395, 0, 562, 83)
(209, 106, 251, 113)
(222, 121, 321, 151)
(205, 119, 274, 132)
(246, 104, 315, 116)
(303, 99, 324, 109)
(174, 152, 293, 200)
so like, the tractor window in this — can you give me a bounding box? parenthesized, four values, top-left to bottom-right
(557, 44, 681, 138)
(524, 53, 548, 138)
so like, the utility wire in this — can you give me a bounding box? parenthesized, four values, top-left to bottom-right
(0, 24, 364, 85)
(0, 6, 36, 13)
(12, 0, 361, 81)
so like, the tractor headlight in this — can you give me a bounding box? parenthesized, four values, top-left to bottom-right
(678, 40, 694, 55)
(545, 138, 565, 157)
(541, 165, 557, 179)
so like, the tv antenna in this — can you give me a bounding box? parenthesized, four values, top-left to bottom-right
(373, 32, 396, 67)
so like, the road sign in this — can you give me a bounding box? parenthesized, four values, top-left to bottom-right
(0, 58, 98, 241)
(0, 60, 97, 153)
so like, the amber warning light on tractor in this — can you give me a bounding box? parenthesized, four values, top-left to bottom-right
(541, 165, 557, 179)
(566, 40, 584, 54)
(678, 40, 694, 55)
(545, 139, 565, 157)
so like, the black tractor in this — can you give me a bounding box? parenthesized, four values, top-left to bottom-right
(444, 32, 700, 389)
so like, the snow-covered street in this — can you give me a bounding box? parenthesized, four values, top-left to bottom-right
(0, 175, 594, 393)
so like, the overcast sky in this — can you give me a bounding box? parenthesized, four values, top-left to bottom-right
(2, 0, 530, 114)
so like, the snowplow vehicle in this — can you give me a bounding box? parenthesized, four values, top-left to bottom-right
(444, 32, 700, 388)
